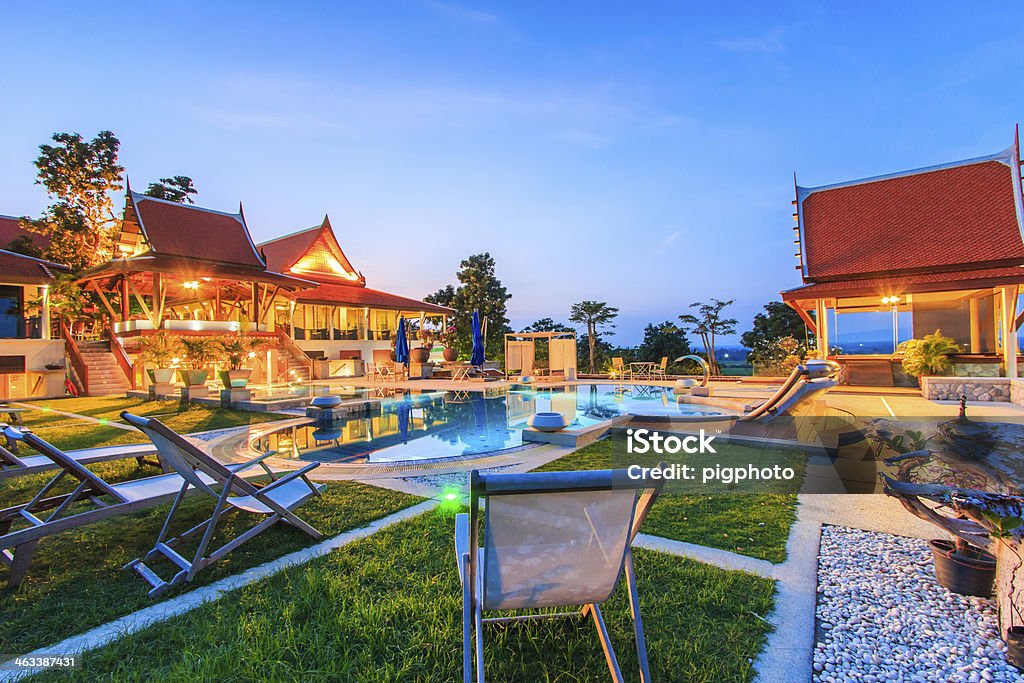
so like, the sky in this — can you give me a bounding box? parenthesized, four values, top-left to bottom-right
(1, 2, 1022, 346)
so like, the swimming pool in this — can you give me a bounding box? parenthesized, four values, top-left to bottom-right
(250, 384, 730, 464)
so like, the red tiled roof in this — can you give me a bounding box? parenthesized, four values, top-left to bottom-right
(292, 282, 453, 313)
(797, 149, 1024, 281)
(781, 265, 1024, 303)
(0, 214, 49, 251)
(257, 215, 364, 285)
(0, 249, 69, 285)
(131, 193, 265, 268)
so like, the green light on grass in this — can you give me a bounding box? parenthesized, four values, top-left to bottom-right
(41, 407, 51, 412)
(439, 486, 461, 510)
(98, 418, 109, 425)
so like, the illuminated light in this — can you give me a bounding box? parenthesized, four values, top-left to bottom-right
(171, 357, 181, 365)
(98, 418, 108, 425)
(247, 351, 257, 359)
(439, 486, 462, 510)
(118, 244, 132, 255)
(41, 407, 51, 412)
(183, 280, 200, 290)
(881, 296, 902, 305)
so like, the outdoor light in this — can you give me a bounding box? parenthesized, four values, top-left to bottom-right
(183, 280, 200, 290)
(247, 351, 256, 359)
(881, 296, 901, 305)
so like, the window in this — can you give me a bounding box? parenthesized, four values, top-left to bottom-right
(0, 286, 23, 339)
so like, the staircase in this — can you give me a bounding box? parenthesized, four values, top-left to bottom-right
(78, 341, 132, 396)
(282, 354, 312, 383)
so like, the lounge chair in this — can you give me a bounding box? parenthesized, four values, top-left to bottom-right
(121, 412, 325, 597)
(455, 466, 665, 682)
(0, 427, 258, 589)
(0, 433, 162, 481)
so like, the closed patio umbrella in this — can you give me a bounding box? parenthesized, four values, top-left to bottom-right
(471, 311, 485, 367)
(395, 317, 410, 366)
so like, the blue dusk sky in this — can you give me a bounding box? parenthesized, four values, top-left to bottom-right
(1, 2, 1022, 346)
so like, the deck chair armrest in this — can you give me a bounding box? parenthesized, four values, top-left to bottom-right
(454, 513, 470, 586)
(231, 451, 280, 479)
(257, 462, 321, 496)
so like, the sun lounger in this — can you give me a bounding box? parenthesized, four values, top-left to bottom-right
(0, 427, 261, 590)
(121, 412, 325, 597)
(0, 436, 162, 481)
(455, 466, 665, 682)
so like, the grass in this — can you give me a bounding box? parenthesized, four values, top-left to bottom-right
(534, 437, 800, 563)
(0, 457, 421, 654)
(34, 508, 776, 682)
(10, 396, 289, 454)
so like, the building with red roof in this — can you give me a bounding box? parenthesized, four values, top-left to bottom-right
(782, 131, 1024, 383)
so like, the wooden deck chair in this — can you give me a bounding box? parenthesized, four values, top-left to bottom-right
(455, 466, 666, 682)
(0, 426, 254, 589)
(611, 357, 629, 382)
(651, 357, 668, 381)
(121, 412, 325, 597)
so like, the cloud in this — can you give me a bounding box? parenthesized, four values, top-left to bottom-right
(657, 229, 683, 249)
(420, 1, 500, 25)
(716, 26, 787, 53)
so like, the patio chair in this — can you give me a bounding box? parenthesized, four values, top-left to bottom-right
(611, 357, 629, 382)
(0, 426, 256, 589)
(120, 412, 325, 597)
(650, 357, 668, 382)
(0, 439, 163, 481)
(455, 466, 666, 682)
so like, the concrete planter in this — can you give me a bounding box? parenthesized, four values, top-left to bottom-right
(177, 369, 209, 387)
(528, 412, 569, 432)
(219, 369, 252, 389)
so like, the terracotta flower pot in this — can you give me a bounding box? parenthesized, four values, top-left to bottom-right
(929, 539, 996, 597)
(178, 369, 209, 387)
(411, 347, 430, 363)
(1007, 626, 1024, 668)
(219, 369, 253, 389)
(443, 348, 458, 362)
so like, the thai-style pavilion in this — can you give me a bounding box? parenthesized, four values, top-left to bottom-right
(782, 131, 1024, 384)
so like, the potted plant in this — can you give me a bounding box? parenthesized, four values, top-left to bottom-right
(411, 328, 433, 364)
(896, 329, 961, 386)
(139, 331, 185, 384)
(928, 538, 996, 597)
(440, 324, 458, 362)
(178, 337, 217, 387)
(215, 334, 264, 389)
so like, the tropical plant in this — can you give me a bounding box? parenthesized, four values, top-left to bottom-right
(896, 329, 961, 377)
(24, 273, 88, 321)
(139, 331, 185, 368)
(144, 176, 197, 204)
(180, 337, 219, 370)
(636, 321, 692, 373)
(570, 301, 619, 374)
(425, 252, 512, 361)
(215, 334, 265, 371)
(678, 298, 737, 375)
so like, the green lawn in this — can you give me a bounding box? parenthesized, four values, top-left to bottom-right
(534, 437, 800, 563)
(34, 509, 776, 683)
(0, 458, 420, 654)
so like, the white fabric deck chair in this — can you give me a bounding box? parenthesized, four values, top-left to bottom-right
(455, 466, 665, 682)
(121, 412, 325, 597)
(0, 435, 162, 482)
(0, 426, 251, 589)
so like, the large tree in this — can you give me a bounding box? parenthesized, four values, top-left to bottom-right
(425, 253, 511, 361)
(678, 298, 736, 375)
(569, 300, 619, 374)
(144, 176, 198, 204)
(25, 131, 124, 271)
(741, 301, 808, 350)
(637, 321, 692, 372)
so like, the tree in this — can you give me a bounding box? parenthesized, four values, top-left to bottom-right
(569, 301, 619, 374)
(4, 234, 43, 258)
(425, 253, 511, 361)
(521, 318, 572, 366)
(636, 321, 692, 373)
(26, 131, 124, 271)
(678, 298, 736, 375)
(741, 301, 809, 352)
(144, 176, 197, 204)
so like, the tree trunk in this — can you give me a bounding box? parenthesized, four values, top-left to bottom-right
(588, 321, 596, 373)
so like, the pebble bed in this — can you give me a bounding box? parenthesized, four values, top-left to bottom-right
(815, 525, 1022, 683)
(403, 464, 517, 491)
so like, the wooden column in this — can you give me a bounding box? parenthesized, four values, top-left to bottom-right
(289, 301, 296, 338)
(39, 285, 51, 340)
(815, 299, 830, 357)
(120, 277, 129, 322)
(969, 298, 982, 353)
(1001, 286, 1018, 378)
(251, 283, 260, 331)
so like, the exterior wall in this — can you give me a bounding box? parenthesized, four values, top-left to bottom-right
(296, 339, 391, 365)
(0, 339, 66, 398)
(950, 361, 1002, 377)
(920, 376, 1010, 402)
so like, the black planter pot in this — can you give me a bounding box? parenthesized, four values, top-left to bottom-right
(1006, 627, 1024, 669)
(929, 539, 996, 597)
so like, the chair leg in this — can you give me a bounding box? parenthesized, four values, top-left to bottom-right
(625, 549, 651, 682)
(475, 560, 485, 683)
(462, 552, 473, 683)
(587, 603, 625, 683)
(7, 541, 39, 589)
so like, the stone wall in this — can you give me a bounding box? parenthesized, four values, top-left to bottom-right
(950, 362, 1002, 378)
(919, 376, 1010, 402)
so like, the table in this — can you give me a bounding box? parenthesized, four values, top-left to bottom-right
(0, 406, 26, 426)
(629, 362, 658, 380)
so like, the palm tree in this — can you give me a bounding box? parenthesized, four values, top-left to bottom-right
(569, 300, 619, 374)
(678, 299, 736, 375)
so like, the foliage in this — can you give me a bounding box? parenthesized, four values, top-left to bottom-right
(570, 300, 619, 374)
(180, 336, 219, 370)
(23, 273, 88, 320)
(143, 175, 197, 204)
(27, 130, 124, 271)
(215, 333, 267, 370)
(742, 301, 813, 363)
(678, 298, 737, 375)
(896, 329, 961, 377)
(521, 317, 570, 333)
(4, 233, 43, 258)
(425, 253, 511, 361)
(138, 331, 185, 368)
(636, 321, 692, 373)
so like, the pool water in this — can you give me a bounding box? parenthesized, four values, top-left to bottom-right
(251, 384, 728, 464)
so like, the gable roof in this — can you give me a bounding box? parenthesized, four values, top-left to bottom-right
(258, 215, 364, 285)
(0, 249, 69, 285)
(0, 214, 49, 251)
(123, 189, 266, 268)
(795, 140, 1024, 283)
